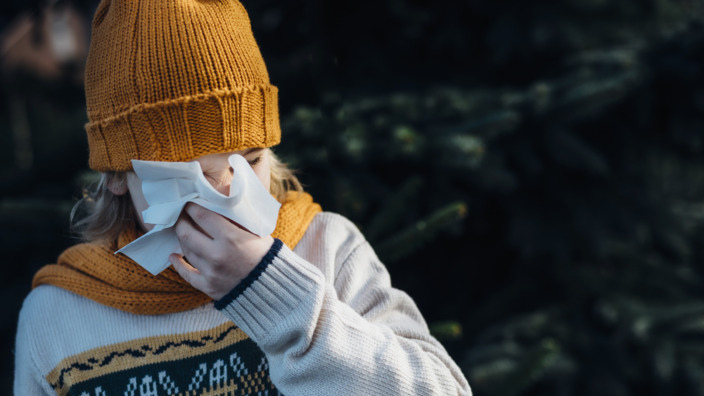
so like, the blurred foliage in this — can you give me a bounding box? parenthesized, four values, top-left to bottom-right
(3, 0, 704, 395)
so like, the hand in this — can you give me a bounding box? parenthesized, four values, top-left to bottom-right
(169, 202, 274, 300)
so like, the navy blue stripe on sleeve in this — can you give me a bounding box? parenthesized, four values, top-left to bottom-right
(214, 238, 284, 310)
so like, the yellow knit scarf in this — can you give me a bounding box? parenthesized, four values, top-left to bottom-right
(32, 192, 321, 315)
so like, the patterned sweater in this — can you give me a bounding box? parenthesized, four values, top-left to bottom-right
(14, 212, 471, 395)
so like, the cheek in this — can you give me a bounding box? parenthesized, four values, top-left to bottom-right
(126, 173, 153, 231)
(253, 157, 271, 192)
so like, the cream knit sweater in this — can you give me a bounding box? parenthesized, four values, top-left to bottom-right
(15, 212, 471, 395)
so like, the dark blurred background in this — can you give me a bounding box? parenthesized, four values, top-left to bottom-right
(3, 0, 704, 395)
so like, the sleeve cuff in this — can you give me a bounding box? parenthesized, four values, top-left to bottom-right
(214, 238, 284, 310)
(215, 240, 326, 345)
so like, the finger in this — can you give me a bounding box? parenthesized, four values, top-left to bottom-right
(180, 251, 207, 271)
(184, 203, 231, 239)
(183, 205, 213, 239)
(170, 253, 224, 299)
(174, 212, 214, 253)
(169, 253, 201, 285)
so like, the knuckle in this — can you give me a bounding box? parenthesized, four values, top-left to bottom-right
(210, 251, 228, 265)
(178, 229, 191, 243)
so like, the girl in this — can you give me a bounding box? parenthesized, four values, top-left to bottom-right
(14, 0, 471, 395)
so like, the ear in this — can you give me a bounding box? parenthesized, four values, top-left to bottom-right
(106, 173, 128, 196)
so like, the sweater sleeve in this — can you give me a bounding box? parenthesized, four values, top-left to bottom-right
(14, 299, 57, 395)
(216, 216, 471, 395)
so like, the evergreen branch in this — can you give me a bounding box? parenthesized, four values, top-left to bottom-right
(492, 339, 560, 396)
(365, 176, 424, 242)
(548, 71, 642, 120)
(437, 110, 521, 139)
(375, 201, 468, 264)
(429, 320, 463, 342)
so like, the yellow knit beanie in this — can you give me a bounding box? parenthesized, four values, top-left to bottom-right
(84, 0, 280, 171)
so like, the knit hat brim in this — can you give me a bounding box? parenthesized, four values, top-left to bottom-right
(86, 84, 280, 172)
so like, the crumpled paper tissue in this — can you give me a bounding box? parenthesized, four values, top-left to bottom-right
(116, 154, 281, 275)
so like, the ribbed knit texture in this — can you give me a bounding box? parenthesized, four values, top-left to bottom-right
(16, 213, 471, 395)
(214, 239, 284, 310)
(31, 191, 321, 315)
(84, 0, 280, 171)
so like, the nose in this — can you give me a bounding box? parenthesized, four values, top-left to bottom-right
(211, 167, 234, 195)
(215, 183, 229, 196)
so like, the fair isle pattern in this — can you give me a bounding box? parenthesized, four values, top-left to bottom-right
(46, 323, 282, 396)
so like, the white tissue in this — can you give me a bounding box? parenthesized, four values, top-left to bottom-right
(116, 154, 281, 275)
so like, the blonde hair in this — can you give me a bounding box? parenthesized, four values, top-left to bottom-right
(71, 149, 302, 244)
